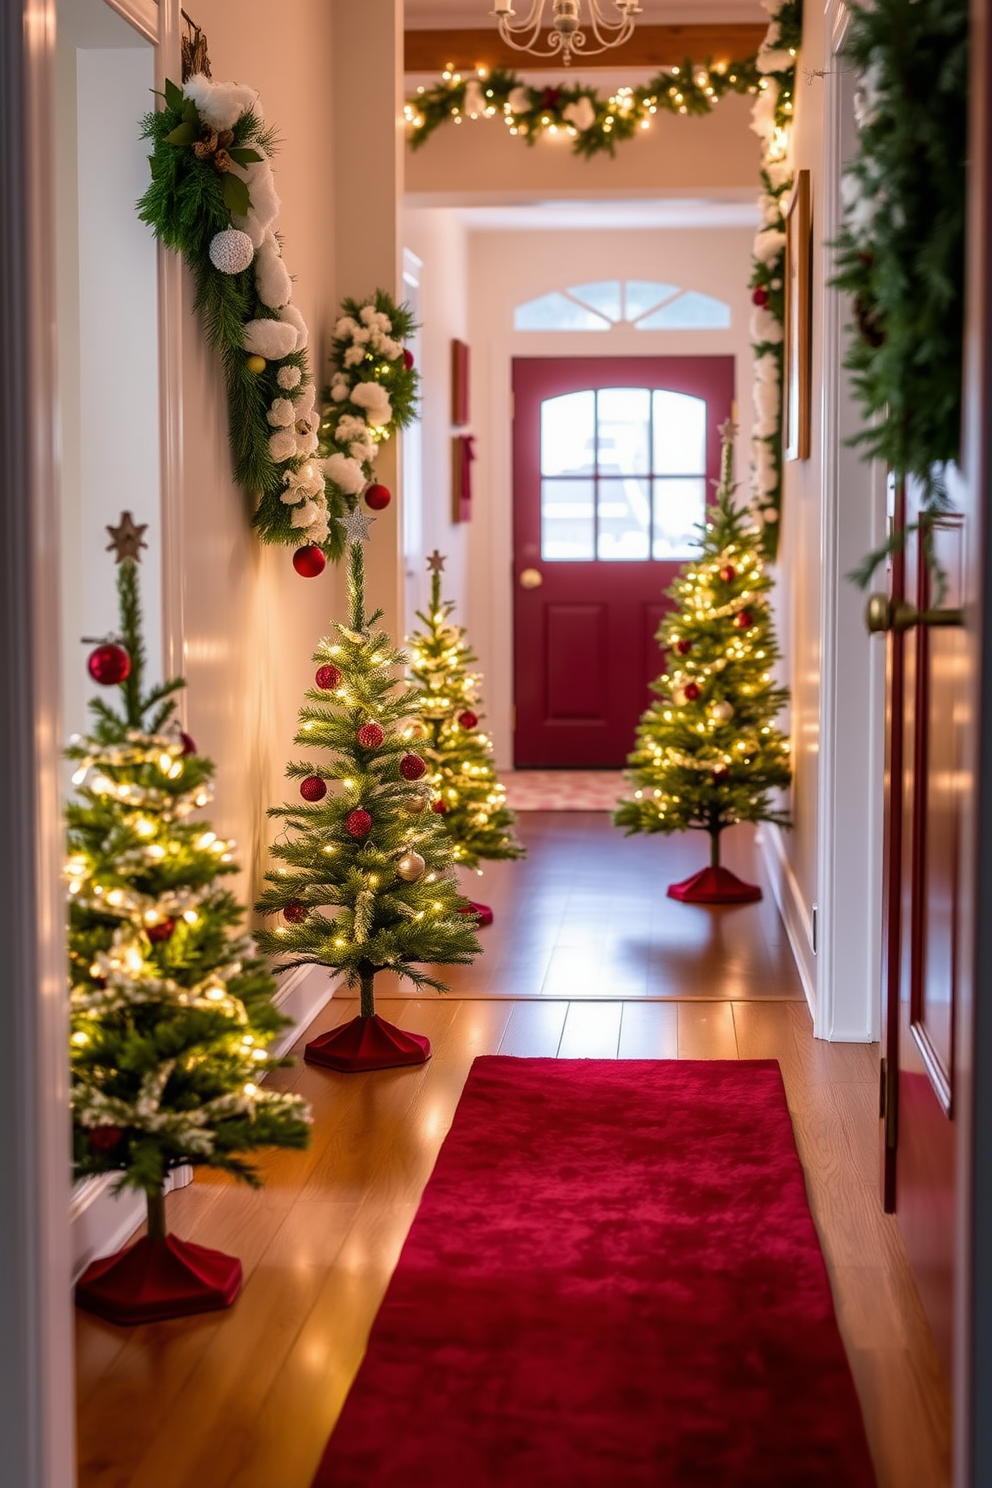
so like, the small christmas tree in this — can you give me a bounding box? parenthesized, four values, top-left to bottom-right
(254, 510, 481, 1072)
(68, 513, 311, 1325)
(405, 551, 524, 924)
(614, 423, 791, 903)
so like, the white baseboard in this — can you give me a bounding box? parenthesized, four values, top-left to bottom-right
(70, 964, 337, 1281)
(757, 825, 817, 1018)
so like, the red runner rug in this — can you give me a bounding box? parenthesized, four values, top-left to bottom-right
(312, 1058, 875, 1487)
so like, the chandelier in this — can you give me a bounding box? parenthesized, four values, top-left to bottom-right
(491, 0, 642, 67)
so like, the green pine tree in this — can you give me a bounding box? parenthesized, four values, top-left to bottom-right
(254, 533, 481, 1017)
(67, 524, 310, 1241)
(614, 423, 791, 864)
(406, 555, 525, 872)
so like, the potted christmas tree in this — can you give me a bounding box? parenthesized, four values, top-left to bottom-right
(614, 423, 791, 902)
(69, 514, 311, 1325)
(254, 510, 481, 1072)
(405, 551, 525, 926)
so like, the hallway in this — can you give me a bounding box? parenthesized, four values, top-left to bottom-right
(75, 814, 950, 1488)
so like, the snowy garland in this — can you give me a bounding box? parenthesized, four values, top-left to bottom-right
(406, 59, 761, 159)
(747, 0, 802, 556)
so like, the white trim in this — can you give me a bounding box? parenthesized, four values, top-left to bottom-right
(757, 825, 817, 1017)
(102, 0, 158, 44)
(69, 964, 337, 1280)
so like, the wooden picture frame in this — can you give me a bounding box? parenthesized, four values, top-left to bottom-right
(451, 338, 470, 427)
(784, 169, 812, 462)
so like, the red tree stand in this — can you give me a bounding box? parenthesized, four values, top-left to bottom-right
(667, 834, 762, 904)
(75, 1191, 242, 1325)
(304, 972, 431, 1072)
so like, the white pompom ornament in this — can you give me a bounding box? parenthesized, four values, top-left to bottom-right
(396, 850, 426, 882)
(710, 701, 735, 725)
(209, 229, 255, 275)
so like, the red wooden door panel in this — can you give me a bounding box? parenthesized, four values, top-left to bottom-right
(512, 356, 735, 767)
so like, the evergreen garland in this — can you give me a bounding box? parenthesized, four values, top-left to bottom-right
(831, 0, 968, 585)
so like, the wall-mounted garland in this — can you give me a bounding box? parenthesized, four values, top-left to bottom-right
(831, 0, 967, 586)
(137, 75, 418, 571)
(747, 0, 801, 556)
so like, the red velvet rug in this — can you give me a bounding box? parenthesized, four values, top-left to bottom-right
(312, 1059, 875, 1487)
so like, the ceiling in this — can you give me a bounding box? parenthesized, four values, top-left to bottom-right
(405, 1, 767, 27)
(449, 197, 762, 230)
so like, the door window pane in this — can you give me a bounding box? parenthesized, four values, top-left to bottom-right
(653, 478, 706, 558)
(624, 280, 679, 321)
(598, 478, 651, 560)
(541, 391, 595, 476)
(570, 280, 623, 322)
(542, 479, 595, 560)
(653, 390, 706, 475)
(638, 290, 730, 329)
(516, 293, 611, 331)
(597, 388, 650, 475)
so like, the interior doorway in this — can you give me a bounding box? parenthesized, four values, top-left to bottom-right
(512, 355, 734, 767)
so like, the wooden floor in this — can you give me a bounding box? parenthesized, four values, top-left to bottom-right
(75, 816, 951, 1488)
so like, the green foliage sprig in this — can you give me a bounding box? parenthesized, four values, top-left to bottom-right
(405, 59, 760, 160)
(831, 0, 968, 585)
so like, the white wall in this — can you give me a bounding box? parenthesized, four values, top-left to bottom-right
(461, 223, 756, 768)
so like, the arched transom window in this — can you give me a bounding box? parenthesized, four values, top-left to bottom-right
(515, 280, 731, 333)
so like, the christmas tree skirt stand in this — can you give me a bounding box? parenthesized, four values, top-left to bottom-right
(75, 1233, 243, 1325)
(304, 1013, 432, 1072)
(461, 900, 494, 927)
(667, 866, 763, 905)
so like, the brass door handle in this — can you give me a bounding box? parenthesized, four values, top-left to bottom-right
(519, 568, 543, 590)
(865, 593, 964, 634)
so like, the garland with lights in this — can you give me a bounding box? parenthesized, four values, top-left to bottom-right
(406, 551, 525, 885)
(614, 423, 791, 903)
(406, 60, 760, 159)
(830, 0, 967, 587)
(254, 509, 480, 1072)
(69, 515, 311, 1322)
(747, 0, 801, 555)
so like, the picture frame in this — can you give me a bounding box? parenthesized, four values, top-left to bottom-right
(451, 338, 470, 427)
(784, 169, 812, 462)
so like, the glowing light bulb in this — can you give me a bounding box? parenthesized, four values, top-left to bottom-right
(71, 1030, 88, 1046)
(183, 910, 199, 925)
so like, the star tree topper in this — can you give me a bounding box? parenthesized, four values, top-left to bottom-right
(426, 550, 446, 573)
(336, 507, 376, 545)
(106, 512, 148, 564)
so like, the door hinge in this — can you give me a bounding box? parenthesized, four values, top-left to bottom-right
(879, 1056, 898, 1149)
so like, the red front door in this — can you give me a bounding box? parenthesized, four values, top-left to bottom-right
(512, 356, 734, 767)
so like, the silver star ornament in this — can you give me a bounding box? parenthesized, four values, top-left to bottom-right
(337, 506, 376, 545)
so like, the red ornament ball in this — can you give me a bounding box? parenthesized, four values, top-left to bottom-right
(357, 722, 385, 750)
(300, 775, 327, 802)
(402, 348, 415, 371)
(364, 483, 392, 511)
(683, 681, 702, 702)
(146, 917, 176, 944)
(399, 753, 427, 781)
(315, 663, 342, 691)
(346, 808, 373, 838)
(87, 643, 131, 686)
(431, 799, 449, 815)
(180, 731, 197, 756)
(674, 639, 692, 657)
(88, 1125, 126, 1157)
(713, 765, 730, 782)
(283, 899, 307, 924)
(719, 565, 737, 584)
(752, 285, 769, 308)
(292, 544, 326, 578)
(734, 610, 754, 630)
(458, 710, 479, 730)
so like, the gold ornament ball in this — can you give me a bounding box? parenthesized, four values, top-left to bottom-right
(402, 718, 428, 741)
(710, 701, 735, 724)
(246, 354, 267, 375)
(405, 794, 428, 816)
(396, 850, 426, 882)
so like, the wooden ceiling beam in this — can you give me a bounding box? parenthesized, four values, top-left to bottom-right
(404, 23, 767, 74)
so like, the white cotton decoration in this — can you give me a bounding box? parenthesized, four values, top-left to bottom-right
(765, 160, 792, 191)
(335, 316, 358, 339)
(290, 500, 318, 529)
(309, 509, 330, 545)
(332, 382, 350, 402)
(350, 381, 392, 427)
(344, 346, 366, 368)
(266, 397, 296, 428)
(243, 318, 298, 360)
(350, 439, 378, 466)
(184, 74, 260, 132)
(758, 192, 782, 228)
(278, 302, 309, 352)
(463, 79, 486, 117)
(323, 452, 366, 495)
(754, 352, 780, 387)
(208, 229, 255, 275)
(378, 337, 402, 361)
(359, 305, 377, 327)
(334, 414, 367, 443)
(753, 229, 786, 266)
(255, 234, 292, 309)
(508, 85, 531, 114)
(295, 428, 320, 457)
(373, 311, 392, 333)
(280, 482, 305, 505)
(563, 96, 596, 133)
(277, 365, 302, 391)
(757, 49, 795, 74)
(231, 161, 280, 246)
(753, 379, 780, 437)
(268, 429, 298, 462)
(750, 307, 783, 345)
